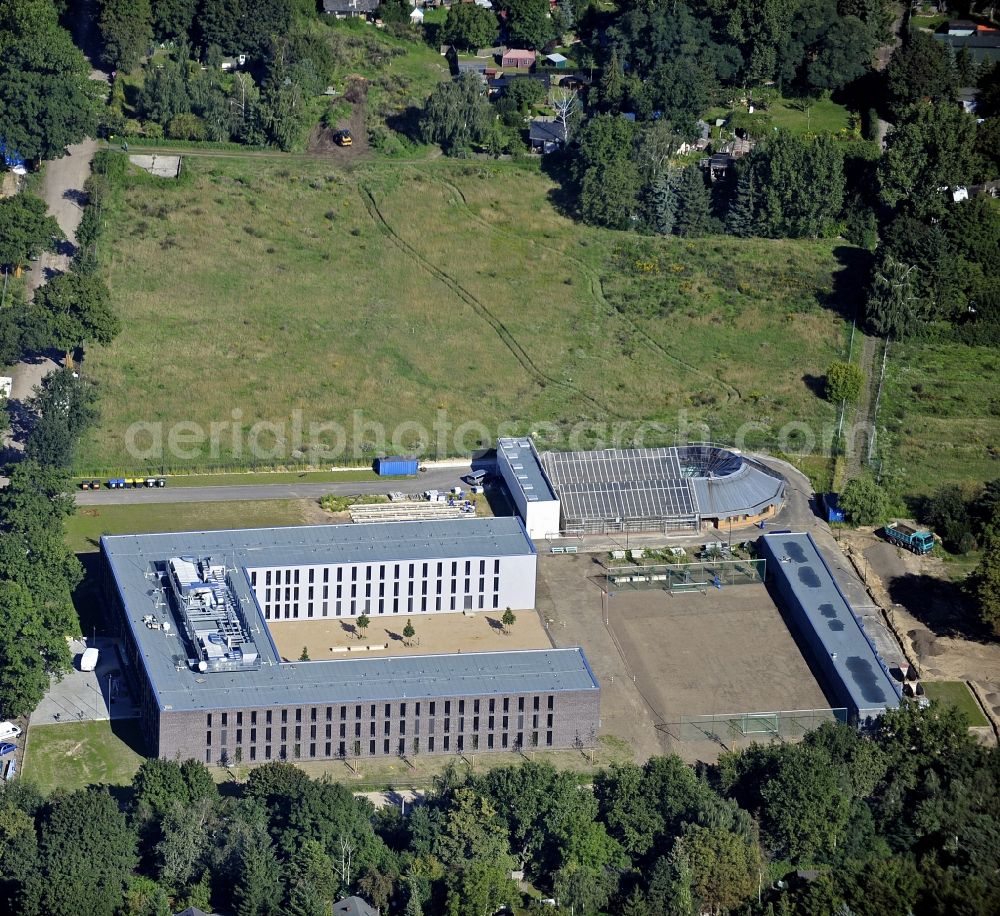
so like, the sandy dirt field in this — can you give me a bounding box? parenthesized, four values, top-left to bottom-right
(608, 586, 831, 719)
(267, 606, 552, 662)
(536, 552, 832, 763)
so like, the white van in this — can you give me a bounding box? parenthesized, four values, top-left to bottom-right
(80, 647, 100, 672)
(0, 722, 21, 742)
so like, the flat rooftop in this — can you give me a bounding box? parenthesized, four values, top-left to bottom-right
(103, 522, 593, 714)
(759, 532, 901, 715)
(497, 437, 558, 503)
(102, 517, 536, 570)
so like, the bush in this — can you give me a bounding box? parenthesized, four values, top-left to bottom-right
(167, 113, 206, 141)
(840, 474, 889, 526)
(825, 361, 865, 403)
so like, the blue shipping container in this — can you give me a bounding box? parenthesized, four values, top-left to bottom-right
(374, 456, 419, 476)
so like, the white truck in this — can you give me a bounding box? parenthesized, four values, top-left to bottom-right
(0, 722, 22, 742)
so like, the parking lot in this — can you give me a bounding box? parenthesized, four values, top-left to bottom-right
(33, 637, 139, 724)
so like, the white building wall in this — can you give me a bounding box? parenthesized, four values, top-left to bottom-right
(496, 440, 561, 538)
(247, 552, 536, 621)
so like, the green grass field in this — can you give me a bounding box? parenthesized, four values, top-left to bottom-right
(79, 155, 851, 471)
(24, 720, 146, 793)
(66, 499, 316, 552)
(881, 340, 1000, 498)
(706, 95, 853, 137)
(922, 681, 990, 727)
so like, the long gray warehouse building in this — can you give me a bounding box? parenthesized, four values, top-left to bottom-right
(102, 519, 600, 763)
(758, 531, 902, 723)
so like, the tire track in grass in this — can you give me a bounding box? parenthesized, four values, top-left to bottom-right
(358, 183, 620, 418)
(426, 171, 740, 405)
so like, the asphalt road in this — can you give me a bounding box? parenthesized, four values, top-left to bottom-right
(75, 466, 473, 505)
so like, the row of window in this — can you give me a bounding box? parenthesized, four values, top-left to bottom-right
(207, 711, 555, 748)
(260, 591, 500, 620)
(250, 559, 502, 589)
(204, 730, 555, 765)
(206, 695, 553, 729)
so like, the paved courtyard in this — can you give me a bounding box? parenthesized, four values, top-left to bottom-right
(34, 637, 139, 724)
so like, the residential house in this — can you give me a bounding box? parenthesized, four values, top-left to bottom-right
(488, 71, 551, 95)
(957, 86, 980, 113)
(333, 897, 379, 916)
(322, 0, 379, 17)
(529, 118, 567, 153)
(934, 25, 1000, 64)
(947, 19, 977, 36)
(502, 48, 537, 70)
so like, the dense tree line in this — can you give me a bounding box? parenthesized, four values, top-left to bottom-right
(92, 0, 332, 149)
(0, 148, 122, 718)
(0, 706, 997, 914)
(0, 0, 102, 162)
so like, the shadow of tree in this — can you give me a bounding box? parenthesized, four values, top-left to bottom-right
(802, 373, 827, 399)
(817, 245, 871, 323)
(886, 572, 988, 642)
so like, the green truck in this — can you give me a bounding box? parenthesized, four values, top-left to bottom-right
(883, 522, 936, 555)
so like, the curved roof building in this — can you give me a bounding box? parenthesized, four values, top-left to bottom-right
(499, 440, 785, 535)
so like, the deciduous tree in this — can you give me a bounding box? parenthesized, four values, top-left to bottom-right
(0, 193, 62, 270)
(840, 474, 889, 526)
(0, 0, 101, 161)
(98, 0, 153, 72)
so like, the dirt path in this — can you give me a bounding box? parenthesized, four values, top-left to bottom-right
(841, 530, 1000, 736)
(24, 139, 100, 297)
(844, 334, 878, 479)
(875, 2, 906, 72)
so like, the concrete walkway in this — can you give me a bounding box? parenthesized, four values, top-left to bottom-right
(76, 466, 473, 505)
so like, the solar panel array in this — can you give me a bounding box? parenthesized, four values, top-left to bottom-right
(541, 448, 699, 524)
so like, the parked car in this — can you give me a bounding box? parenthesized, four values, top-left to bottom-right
(333, 129, 353, 147)
(0, 743, 16, 758)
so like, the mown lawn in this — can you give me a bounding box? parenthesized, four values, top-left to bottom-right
(923, 681, 990, 727)
(79, 155, 852, 471)
(66, 500, 316, 552)
(705, 95, 854, 137)
(881, 340, 1000, 498)
(24, 720, 145, 793)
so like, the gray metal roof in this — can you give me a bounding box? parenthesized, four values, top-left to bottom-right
(537, 445, 783, 524)
(333, 898, 378, 916)
(498, 437, 558, 502)
(104, 521, 594, 713)
(103, 517, 535, 569)
(758, 532, 901, 717)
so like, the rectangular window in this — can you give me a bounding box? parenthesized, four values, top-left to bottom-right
(383, 739, 390, 754)
(369, 740, 376, 755)
(428, 736, 435, 752)
(206, 730, 212, 746)
(444, 735, 450, 751)
(221, 712, 228, 727)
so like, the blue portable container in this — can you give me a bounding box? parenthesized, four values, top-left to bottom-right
(373, 456, 419, 477)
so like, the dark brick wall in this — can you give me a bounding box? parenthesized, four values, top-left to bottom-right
(155, 687, 600, 764)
